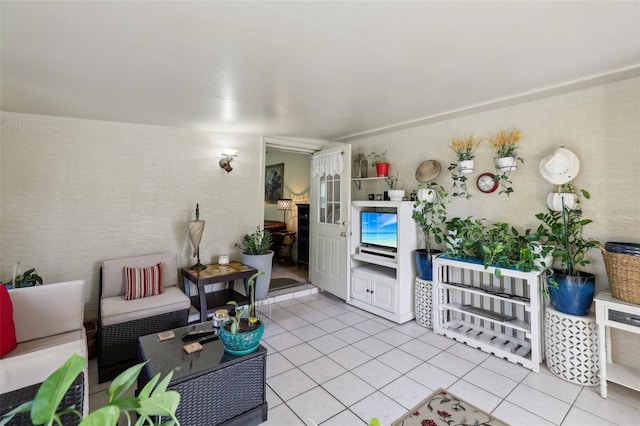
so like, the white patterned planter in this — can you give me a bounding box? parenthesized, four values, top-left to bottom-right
(415, 277, 433, 328)
(545, 307, 599, 386)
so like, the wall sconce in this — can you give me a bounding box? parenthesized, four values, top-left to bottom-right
(219, 149, 238, 173)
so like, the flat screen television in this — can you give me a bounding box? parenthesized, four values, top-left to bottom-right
(360, 211, 398, 249)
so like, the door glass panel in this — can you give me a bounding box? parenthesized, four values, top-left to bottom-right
(317, 171, 342, 225)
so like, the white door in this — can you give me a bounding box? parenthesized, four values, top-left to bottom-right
(310, 144, 351, 300)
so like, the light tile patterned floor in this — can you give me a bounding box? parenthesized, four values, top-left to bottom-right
(89, 289, 640, 425)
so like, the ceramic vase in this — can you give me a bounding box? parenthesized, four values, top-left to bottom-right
(219, 320, 264, 355)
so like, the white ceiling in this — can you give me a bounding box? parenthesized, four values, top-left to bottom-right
(1, 1, 639, 141)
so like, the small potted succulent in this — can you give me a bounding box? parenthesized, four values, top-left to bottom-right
(219, 271, 265, 355)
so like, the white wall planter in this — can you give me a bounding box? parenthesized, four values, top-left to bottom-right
(495, 156, 517, 171)
(458, 160, 474, 174)
(547, 192, 576, 211)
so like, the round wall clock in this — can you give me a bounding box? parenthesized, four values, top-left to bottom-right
(477, 173, 498, 193)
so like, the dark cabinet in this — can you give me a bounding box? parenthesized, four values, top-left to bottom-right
(297, 204, 310, 268)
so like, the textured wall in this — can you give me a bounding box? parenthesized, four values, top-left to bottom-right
(348, 76, 640, 296)
(348, 77, 640, 369)
(0, 113, 264, 320)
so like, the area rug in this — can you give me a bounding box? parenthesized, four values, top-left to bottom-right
(270, 277, 304, 291)
(392, 388, 508, 426)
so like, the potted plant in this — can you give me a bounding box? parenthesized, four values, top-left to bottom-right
(535, 188, 600, 316)
(444, 216, 485, 258)
(411, 182, 448, 280)
(6, 267, 43, 289)
(1, 354, 180, 425)
(488, 128, 524, 196)
(367, 150, 390, 177)
(236, 227, 273, 300)
(489, 128, 523, 171)
(219, 271, 265, 355)
(448, 133, 481, 199)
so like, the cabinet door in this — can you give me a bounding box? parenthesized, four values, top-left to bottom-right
(351, 273, 371, 303)
(371, 276, 396, 313)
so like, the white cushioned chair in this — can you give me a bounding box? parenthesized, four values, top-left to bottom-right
(0, 280, 88, 424)
(98, 253, 190, 383)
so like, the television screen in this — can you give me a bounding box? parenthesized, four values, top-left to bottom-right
(361, 211, 398, 249)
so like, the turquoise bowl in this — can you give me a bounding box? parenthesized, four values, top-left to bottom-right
(219, 320, 264, 355)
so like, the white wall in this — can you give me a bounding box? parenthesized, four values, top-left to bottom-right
(348, 76, 640, 295)
(0, 112, 264, 320)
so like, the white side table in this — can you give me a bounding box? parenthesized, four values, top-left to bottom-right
(544, 307, 599, 385)
(415, 277, 433, 328)
(594, 291, 640, 398)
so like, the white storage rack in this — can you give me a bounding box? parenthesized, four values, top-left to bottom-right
(433, 256, 544, 372)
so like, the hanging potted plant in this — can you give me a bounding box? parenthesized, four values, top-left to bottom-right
(411, 182, 448, 280)
(488, 128, 524, 196)
(535, 188, 600, 316)
(236, 227, 273, 300)
(219, 271, 265, 355)
(448, 134, 481, 199)
(367, 151, 390, 177)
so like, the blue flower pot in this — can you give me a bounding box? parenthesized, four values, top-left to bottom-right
(219, 319, 264, 355)
(414, 250, 441, 281)
(549, 271, 596, 316)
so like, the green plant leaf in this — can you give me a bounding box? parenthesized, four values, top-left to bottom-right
(31, 353, 84, 425)
(0, 401, 33, 426)
(138, 392, 181, 418)
(108, 362, 147, 402)
(138, 373, 161, 400)
(151, 371, 174, 397)
(78, 406, 120, 426)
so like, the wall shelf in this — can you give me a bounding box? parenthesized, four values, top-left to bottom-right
(351, 176, 395, 190)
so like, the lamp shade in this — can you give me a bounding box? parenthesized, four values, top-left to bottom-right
(277, 199, 293, 211)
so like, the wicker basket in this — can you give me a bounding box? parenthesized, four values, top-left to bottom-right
(601, 247, 640, 304)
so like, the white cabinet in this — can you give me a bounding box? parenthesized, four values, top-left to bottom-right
(351, 266, 396, 313)
(595, 291, 640, 398)
(433, 256, 543, 372)
(348, 201, 419, 323)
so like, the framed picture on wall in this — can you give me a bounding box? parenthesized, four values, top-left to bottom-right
(265, 163, 284, 203)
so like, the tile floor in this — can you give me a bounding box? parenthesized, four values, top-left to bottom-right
(89, 288, 640, 425)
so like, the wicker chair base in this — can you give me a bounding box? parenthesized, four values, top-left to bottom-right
(98, 309, 188, 383)
(0, 373, 84, 426)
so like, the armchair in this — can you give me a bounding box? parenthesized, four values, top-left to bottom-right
(98, 253, 190, 382)
(0, 280, 88, 425)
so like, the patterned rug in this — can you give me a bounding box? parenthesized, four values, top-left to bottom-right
(392, 388, 508, 426)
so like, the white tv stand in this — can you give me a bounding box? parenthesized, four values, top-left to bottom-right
(349, 201, 420, 323)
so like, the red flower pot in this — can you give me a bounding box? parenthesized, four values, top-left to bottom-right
(375, 162, 390, 177)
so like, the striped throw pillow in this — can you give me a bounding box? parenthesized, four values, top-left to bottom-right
(124, 262, 163, 300)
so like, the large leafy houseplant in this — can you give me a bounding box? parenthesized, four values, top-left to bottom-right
(535, 187, 600, 315)
(411, 182, 448, 254)
(411, 182, 448, 280)
(236, 227, 272, 255)
(1, 354, 180, 426)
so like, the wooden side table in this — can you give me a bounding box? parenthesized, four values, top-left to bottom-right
(273, 231, 296, 264)
(182, 262, 257, 323)
(595, 291, 640, 398)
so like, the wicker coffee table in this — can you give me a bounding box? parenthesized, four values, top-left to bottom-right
(138, 322, 267, 425)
